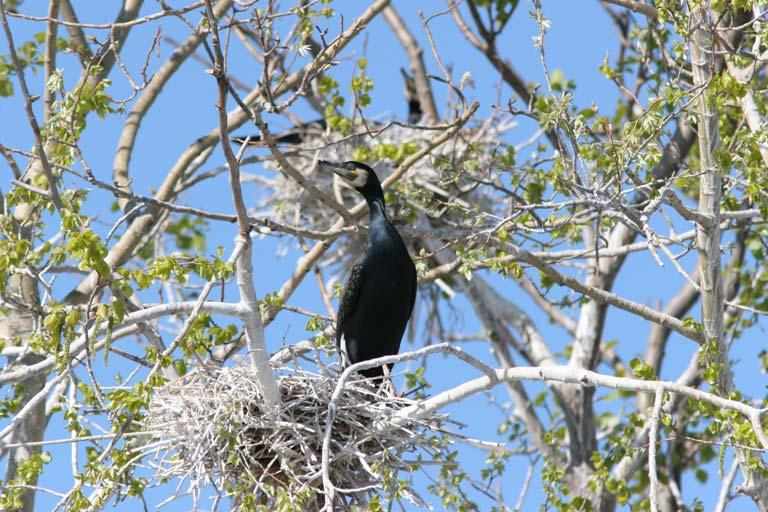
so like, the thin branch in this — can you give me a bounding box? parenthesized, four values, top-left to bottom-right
(644, 272, 699, 371)
(518, 277, 577, 335)
(714, 460, 740, 512)
(601, 0, 657, 18)
(514, 458, 537, 511)
(0, 0, 63, 209)
(663, 189, 713, 227)
(452, 0, 560, 150)
(247, 109, 354, 223)
(43, 0, 60, 122)
(112, 0, 234, 210)
(501, 241, 704, 343)
(0, 301, 239, 385)
(58, 0, 91, 64)
(7, 1, 204, 29)
(382, 5, 439, 123)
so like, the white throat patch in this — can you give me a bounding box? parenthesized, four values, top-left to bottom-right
(350, 169, 368, 188)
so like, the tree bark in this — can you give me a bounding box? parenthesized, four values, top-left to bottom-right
(690, 5, 768, 508)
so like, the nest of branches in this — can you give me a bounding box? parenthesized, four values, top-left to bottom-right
(144, 360, 447, 509)
(252, 122, 513, 229)
(246, 120, 517, 301)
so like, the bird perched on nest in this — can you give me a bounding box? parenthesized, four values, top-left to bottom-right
(317, 160, 417, 381)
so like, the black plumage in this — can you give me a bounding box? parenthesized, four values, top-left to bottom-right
(232, 119, 326, 146)
(318, 160, 417, 379)
(401, 68, 423, 124)
(233, 72, 423, 147)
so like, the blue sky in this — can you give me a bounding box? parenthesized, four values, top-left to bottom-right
(1, 0, 763, 510)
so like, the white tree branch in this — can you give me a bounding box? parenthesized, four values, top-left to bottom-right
(204, 0, 280, 407)
(392, 364, 768, 451)
(502, 242, 704, 342)
(0, 301, 240, 385)
(649, 387, 664, 512)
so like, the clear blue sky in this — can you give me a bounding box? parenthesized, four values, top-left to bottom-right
(1, 0, 762, 510)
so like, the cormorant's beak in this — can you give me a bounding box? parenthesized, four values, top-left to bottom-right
(317, 159, 360, 182)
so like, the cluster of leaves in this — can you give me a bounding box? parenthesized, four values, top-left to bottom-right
(290, 0, 336, 41)
(45, 67, 115, 166)
(125, 250, 234, 291)
(317, 57, 378, 133)
(427, 449, 479, 511)
(539, 453, 570, 511)
(181, 313, 239, 359)
(0, 452, 53, 510)
(0, 31, 68, 97)
(351, 58, 373, 108)
(352, 141, 419, 165)
(318, 75, 349, 132)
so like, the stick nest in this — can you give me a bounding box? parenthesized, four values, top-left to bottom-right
(144, 361, 447, 508)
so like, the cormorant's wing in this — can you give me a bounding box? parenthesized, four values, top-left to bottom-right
(336, 260, 364, 349)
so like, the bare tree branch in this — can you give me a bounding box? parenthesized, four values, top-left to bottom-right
(204, 0, 280, 407)
(382, 5, 439, 123)
(691, 5, 767, 506)
(42, 0, 60, 122)
(113, 0, 234, 211)
(391, 360, 768, 449)
(601, 0, 658, 18)
(649, 387, 664, 512)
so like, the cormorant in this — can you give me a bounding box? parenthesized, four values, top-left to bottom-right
(317, 160, 417, 380)
(401, 68, 423, 124)
(233, 72, 424, 146)
(232, 119, 326, 146)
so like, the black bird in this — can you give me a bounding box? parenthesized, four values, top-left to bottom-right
(232, 119, 327, 146)
(233, 72, 424, 146)
(318, 160, 417, 380)
(401, 68, 424, 124)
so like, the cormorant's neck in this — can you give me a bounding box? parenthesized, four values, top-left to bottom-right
(407, 99, 423, 124)
(365, 195, 387, 221)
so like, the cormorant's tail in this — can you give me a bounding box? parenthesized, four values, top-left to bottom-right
(359, 365, 385, 380)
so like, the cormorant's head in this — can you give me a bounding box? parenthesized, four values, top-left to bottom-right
(318, 160, 383, 202)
